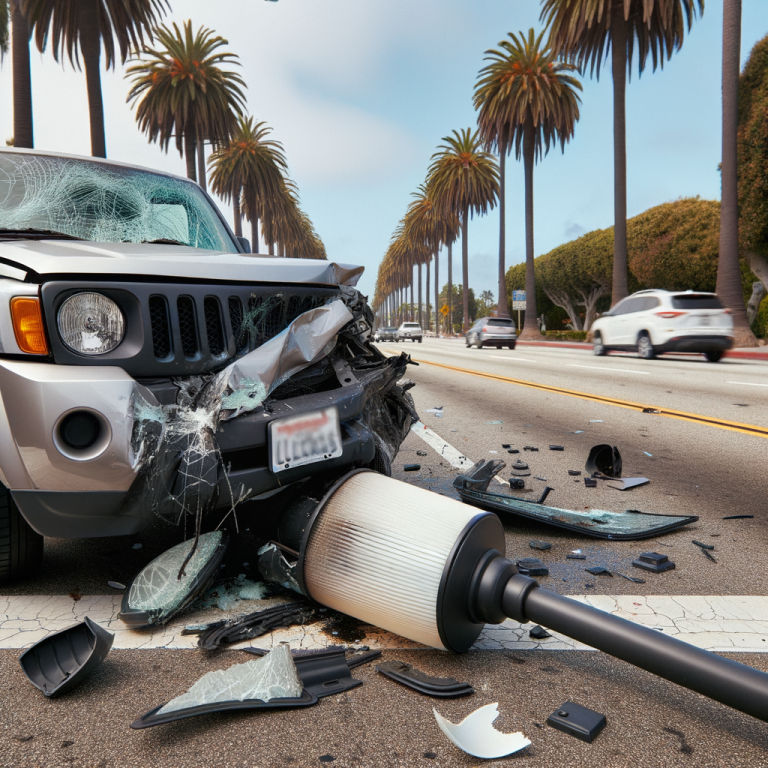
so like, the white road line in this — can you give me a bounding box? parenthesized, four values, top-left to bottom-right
(727, 381, 768, 387)
(486, 355, 538, 362)
(567, 364, 650, 375)
(2, 594, 767, 652)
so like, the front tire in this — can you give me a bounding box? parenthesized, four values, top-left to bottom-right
(418, 338, 422, 343)
(705, 351, 723, 362)
(637, 332, 655, 360)
(0, 485, 43, 584)
(593, 332, 606, 356)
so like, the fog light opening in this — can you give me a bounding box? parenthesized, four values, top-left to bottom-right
(53, 409, 111, 461)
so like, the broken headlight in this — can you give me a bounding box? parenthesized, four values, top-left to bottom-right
(57, 292, 125, 355)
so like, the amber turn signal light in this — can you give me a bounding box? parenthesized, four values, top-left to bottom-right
(10, 297, 49, 355)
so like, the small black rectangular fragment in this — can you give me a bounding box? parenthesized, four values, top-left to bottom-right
(723, 515, 753, 519)
(584, 477, 597, 487)
(632, 552, 675, 573)
(547, 702, 606, 743)
(549, 445, 564, 451)
(566, 554, 586, 560)
(568, 470, 582, 476)
(507, 448, 520, 454)
(509, 478, 525, 489)
(502, 443, 511, 448)
(523, 446, 539, 452)
(404, 464, 421, 472)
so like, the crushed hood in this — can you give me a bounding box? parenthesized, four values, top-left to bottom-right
(0, 240, 364, 286)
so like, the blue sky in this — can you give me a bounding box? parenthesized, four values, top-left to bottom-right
(2, 0, 768, 301)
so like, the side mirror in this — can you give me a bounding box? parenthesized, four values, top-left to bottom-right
(237, 236, 252, 253)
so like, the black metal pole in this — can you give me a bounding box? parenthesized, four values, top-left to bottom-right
(502, 576, 768, 722)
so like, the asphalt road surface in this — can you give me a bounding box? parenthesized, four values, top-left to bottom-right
(2, 338, 767, 767)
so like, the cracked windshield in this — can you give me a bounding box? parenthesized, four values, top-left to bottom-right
(1, 1, 768, 766)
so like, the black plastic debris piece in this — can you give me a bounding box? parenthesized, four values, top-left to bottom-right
(244, 646, 380, 699)
(642, 408, 661, 414)
(404, 464, 421, 472)
(319, 756, 336, 763)
(181, 622, 225, 636)
(509, 478, 525, 490)
(375, 660, 474, 698)
(547, 702, 607, 743)
(699, 548, 717, 563)
(584, 477, 597, 488)
(198, 600, 320, 650)
(585, 566, 612, 576)
(549, 445, 564, 451)
(534, 476, 547, 482)
(529, 625, 551, 640)
(692, 540, 714, 550)
(416, 450, 427, 457)
(632, 552, 675, 573)
(723, 515, 754, 520)
(507, 448, 520, 454)
(512, 459, 529, 471)
(618, 573, 646, 584)
(585, 444, 622, 478)
(502, 443, 511, 449)
(423, 752, 437, 759)
(568, 470, 582, 476)
(566, 554, 586, 560)
(523, 446, 539, 452)
(18, 617, 114, 698)
(516, 558, 549, 577)
(529, 540, 552, 551)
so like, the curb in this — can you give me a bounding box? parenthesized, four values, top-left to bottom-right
(514, 339, 768, 360)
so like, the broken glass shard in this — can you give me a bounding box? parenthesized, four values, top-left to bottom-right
(453, 461, 698, 540)
(119, 531, 227, 628)
(158, 644, 303, 715)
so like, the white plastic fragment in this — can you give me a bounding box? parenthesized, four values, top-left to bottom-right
(433, 703, 531, 759)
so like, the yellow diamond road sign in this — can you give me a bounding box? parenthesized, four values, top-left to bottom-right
(440, 304, 450, 316)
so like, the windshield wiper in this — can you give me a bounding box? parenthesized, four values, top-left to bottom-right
(0, 228, 83, 241)
(141, 238, 187, 246)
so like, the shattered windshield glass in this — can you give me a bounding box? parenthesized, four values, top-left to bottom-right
(157, 643, 303, 714)
(0, 152, 238, 252)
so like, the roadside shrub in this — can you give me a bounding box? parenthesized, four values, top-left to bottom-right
(544, 330, 588, 342)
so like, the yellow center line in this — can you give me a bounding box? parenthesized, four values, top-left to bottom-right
(387, 352, 768, 439)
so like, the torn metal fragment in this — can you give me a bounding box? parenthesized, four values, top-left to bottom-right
(529, 540, 552, 551)
(547, 702, 606, 743)
(19, 617, 114, 698)
(453, 461, 698, 540)
(516, 558, 549, 577)
(119, 531, 227, 629)
(198, 600, 320, 650)
(529, 625, 551, 640)
(376, 660, 474, 698)
(132, 644, 313, 728)
(585, 566, 612, 576)
(433, 703, 531, 759)
(618, 573, 645, 584)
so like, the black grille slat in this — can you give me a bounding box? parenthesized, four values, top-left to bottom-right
(148, 295, 171, 359)
(229, 296, 246, 350)
(204, 297, 225, 356)
(177, 297, 199, 358)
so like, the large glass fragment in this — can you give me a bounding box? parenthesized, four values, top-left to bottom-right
(158, 643, 303, 715)
(119, 531, 227, 628)
(454, 461, 698, 540)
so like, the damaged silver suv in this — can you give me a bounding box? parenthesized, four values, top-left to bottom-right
(0, 149, 415, 584)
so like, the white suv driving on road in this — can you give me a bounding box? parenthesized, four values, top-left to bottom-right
(590, 289, 734, 362)
(397, 322, 423, 342)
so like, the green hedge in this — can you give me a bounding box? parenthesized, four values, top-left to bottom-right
(544, 330, 589, 342)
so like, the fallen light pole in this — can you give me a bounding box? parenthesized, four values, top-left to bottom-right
(282, 470, 768, 722)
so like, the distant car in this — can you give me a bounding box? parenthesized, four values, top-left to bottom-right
(377, 327, 399, 342)
(465, 317, 517, 349)
(590, 289, 734, 362)
(397, 322, 423, 342)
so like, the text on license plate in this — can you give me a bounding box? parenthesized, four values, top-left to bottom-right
(269, 406, 343, 473)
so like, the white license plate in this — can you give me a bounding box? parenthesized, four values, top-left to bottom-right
(699, 314, 711, 326)
(269, 407, 343, 473)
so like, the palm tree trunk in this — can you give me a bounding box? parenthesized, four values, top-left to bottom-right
(461, 206, 469, 333)
(610, 4, 628, 305)
(520, 121, 542, 340)
(418, 261, 423, 329)
(447, 240, 453, 335)
(497, 146, 509, 317)
(232, 192, 242, 238)
(197, 136, 207, 192)
(280, 241, 286, 258)
(10, 0, 33, 148)
(251, 215, 259, 253)
(269, 240, 274, 256)
(79, 0, 106, 158)
(434, 246, 440, 336)
(718, 0, 755, 346)
(184, 132, 197, 182)
(425, 258, 431, 333)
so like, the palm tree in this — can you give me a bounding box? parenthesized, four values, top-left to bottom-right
(474, 29, 581, 339)
(3, 1, 34, 148)
(427, 128, 499, 332)
(209, 116, 288, 252)
(718, 0, 755, 345)
(23, 0, 167, 158)
(542, 0, 704, 306)
(126, 20, 246, 184)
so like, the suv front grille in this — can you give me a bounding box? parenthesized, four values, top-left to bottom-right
(43, 282, 340, 377)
